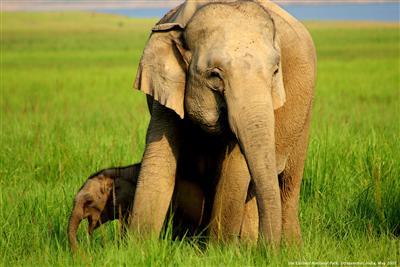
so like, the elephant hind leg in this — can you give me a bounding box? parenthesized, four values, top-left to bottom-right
(280, 123, 311, 245)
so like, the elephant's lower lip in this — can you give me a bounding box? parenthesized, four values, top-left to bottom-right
(201, 120, 228, 134)
(204, 124, 221, 131)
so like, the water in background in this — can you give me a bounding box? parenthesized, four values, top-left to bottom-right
(99, 3, 399, 22)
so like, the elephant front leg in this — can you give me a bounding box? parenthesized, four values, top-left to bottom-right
(209, 143, 251, 242)
(129, 103, 181, 237)
(240, 195, 258, 244)
(280, 119, 311, 245)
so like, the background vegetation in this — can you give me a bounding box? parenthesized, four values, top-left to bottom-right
(1, 12, 399, 266)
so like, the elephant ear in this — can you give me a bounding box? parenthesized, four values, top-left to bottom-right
(81, 175, 114, 233)
(68, 174, 115, 251)
(271, 35, 286, 110)
(134, 23, 188, 119)
(134, 2, 206, 118)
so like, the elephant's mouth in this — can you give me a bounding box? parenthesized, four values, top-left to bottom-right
(201, 123, 224, 134)
(199, 107, 228, 135)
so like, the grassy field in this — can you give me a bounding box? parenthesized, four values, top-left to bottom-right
(1, 12, 399, 266)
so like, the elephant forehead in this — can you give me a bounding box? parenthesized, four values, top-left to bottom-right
(83, 176, 112, 193)
(186, 2, 274, 44)
(192, 35, 275, 74)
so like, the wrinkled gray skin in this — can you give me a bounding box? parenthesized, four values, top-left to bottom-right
(131, 0, 316, 246)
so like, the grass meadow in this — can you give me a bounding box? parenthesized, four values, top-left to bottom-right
(1, 12, 399, 266)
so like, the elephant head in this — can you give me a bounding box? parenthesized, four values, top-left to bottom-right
(135, 1, 285, 244)
(67, 164, 139, 251)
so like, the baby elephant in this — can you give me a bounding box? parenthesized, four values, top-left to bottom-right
(68, 164, 205, 251)
(67, 164, 139, 251)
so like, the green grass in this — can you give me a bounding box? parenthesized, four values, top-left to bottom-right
(1, 12, 399, 266)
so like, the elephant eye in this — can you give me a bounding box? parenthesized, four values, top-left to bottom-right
(84, 199, 94, 209)
(206, 69, 224, 92)
(273, 64, 279, 76)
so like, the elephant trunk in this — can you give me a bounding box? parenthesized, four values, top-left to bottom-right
(67, 202, 84, 252)
(227, 88, 282, 245)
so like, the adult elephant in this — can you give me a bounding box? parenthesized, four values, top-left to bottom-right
(130, 0, 316, 246)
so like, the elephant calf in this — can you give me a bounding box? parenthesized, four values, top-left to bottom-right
(67, 164, 206, 251)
